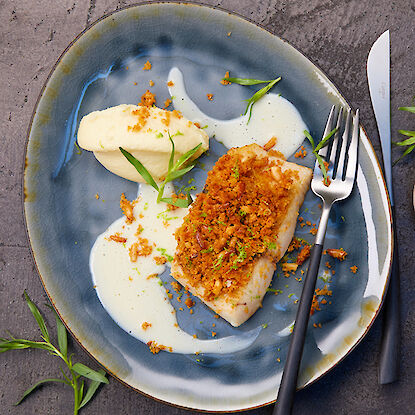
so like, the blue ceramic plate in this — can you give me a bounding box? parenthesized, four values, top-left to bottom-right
(24, 2, 392, 411)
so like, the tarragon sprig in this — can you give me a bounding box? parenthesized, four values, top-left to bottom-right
(223, 75, 282, 123)
(304, 128, 338, 184)
(0, 292, 108, 414)
(393, 106, 415, 164)
(120, 132, 202, 208)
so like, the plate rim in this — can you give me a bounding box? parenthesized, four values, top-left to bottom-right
(22, 1, 393, 412)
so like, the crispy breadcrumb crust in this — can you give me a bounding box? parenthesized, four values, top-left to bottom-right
(174, 146, 299, 302)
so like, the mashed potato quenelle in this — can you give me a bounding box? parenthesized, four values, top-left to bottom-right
(77, 103, 209, 182)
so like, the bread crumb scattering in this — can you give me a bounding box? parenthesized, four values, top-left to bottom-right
(167, 80, 174, 87)
(149, 79, 155, 87)
(206, 93, 214, 101)
(141, 322, 152, 330)
(109, 234, 127, 243)
(350, 265, 358, 273)
(95, 193, 100, 200)
(164, 98, 172, 108)
(294, 146, 307, 158)
(263, 136, 277, 151)
(174, 149, 297, 302)
(296, 245, 311, 265)
(146, 273, 158, 280)
(310, 285, 332, 315)
(128, 105, 151, 133)
(120, 193, 135, 224)
(143, 60, 152, 70)
(140, 90, 156, 107)
(220, 71, 231, 85)
(147, 340, 172, 354)
(129, 238, 153, 262)
(154, 256, 167, 265)
(171, 281, 182, 293)
(185, 297, 195, 308)
(327, 248, 348, 261)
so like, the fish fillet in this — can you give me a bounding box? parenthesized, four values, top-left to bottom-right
(171, 144, 312, 327)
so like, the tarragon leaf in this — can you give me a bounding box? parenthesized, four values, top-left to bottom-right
(159, 197, 191, 208)
(223, 77, 273, 85)
(78, 380, 85, 407)
(304, 130, 315, 149)
(79, 369, 106, 409)
(244, 77, 281, 122)
(165, 164, 196, 182)
(45, 304, 67, 359)
(15, 378, 66, 406)
(168, 133, 175, 172)
(24, 291, 50, 342)
(174, 143, 202, 171)
(393, 144, 415, 165)
(397, 129, 415, 137)
(398, 106, 415, 113)
(314, 128, 338, 152)
(315, 153, 328, 178)
(72, 363, 109, 384)
(119, 147, 159, 191)
(0, 338, 55, 353)
(393, 105, 415, 164)
(394, 136, 415, 146)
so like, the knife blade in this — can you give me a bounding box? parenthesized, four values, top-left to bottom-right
(367, 30, 400, 384)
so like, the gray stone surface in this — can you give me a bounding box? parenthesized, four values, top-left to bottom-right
(1, 0, 414, 414)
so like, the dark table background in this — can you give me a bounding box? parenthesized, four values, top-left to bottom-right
(1, 1, 414, 414)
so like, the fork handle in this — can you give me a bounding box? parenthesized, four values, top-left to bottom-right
(274, 243, 324, 415)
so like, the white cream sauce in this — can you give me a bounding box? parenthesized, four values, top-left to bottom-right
(168, 67, 307, 158)
(91, 184, 260, 354)
(91, 68, 309, 354)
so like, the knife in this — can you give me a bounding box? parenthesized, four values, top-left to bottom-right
(367, 30, 400, 384)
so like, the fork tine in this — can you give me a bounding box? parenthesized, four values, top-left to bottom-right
(318, 105, 336, 158)
(335, 108, 351, 179)
(345, 109, 360, 180)
(328, 107, 343, 171)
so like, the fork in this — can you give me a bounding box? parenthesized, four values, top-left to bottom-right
(274, 105, 360, 415)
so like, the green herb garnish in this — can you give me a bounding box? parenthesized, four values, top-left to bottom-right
(304, 128, 338, 184)
(223, 76, 282, 123)
(212, 253, 224, 270)
(266, 241, 277, 250)
(232, 161, 239, 179)
(393, 106, 415, 164)
(120, 132, 203, 207)
(0, 292, 107, 414)
(156, 247, 174, 262)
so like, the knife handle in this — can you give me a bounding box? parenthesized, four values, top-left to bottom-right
(379, 206, 400, 384)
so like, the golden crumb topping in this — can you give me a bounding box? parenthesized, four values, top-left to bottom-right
(120, 193, 135, 224)
(174, 148, 298, 301)
(129, 238, 153, 262)
(142, 60, 152, 70)
(263, 136, 277, 151)
(220, 71, 231, 85)
(141, 322, 152, 330)
(128, 105, 151, 133)
(140, 90, 156, 107)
